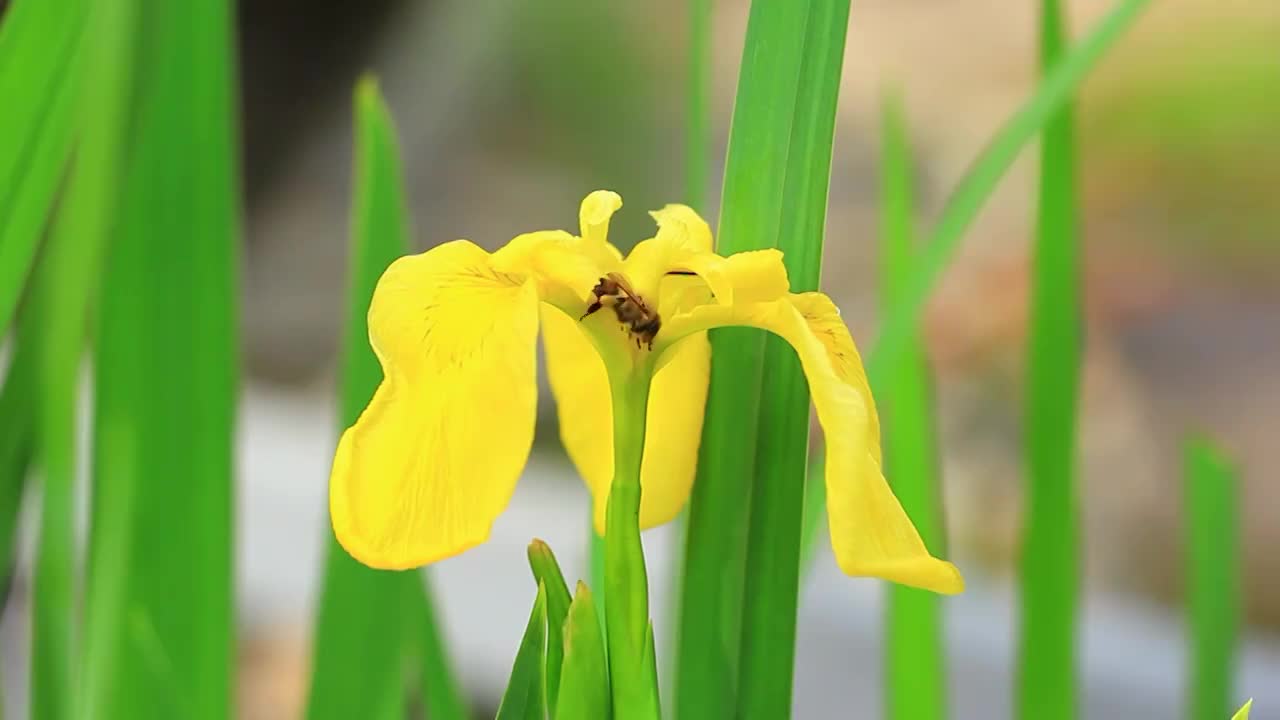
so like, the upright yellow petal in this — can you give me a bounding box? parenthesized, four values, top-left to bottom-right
(622, 204, 733, 305)
(661, 284, 962, 594)
(578, 190, 625, 266)
(542, 306, 710, 533)
(330, 240, 540, 569)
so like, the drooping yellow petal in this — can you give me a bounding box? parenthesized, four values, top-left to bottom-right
(541, 305, 710, 533)
(660, 284, 962, 594)
(330, 240, 540, 569)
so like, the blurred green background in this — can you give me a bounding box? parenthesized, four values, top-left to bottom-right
(1, 0, 1277, 717)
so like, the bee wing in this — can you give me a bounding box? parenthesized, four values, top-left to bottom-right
(605, 271, 645, 304)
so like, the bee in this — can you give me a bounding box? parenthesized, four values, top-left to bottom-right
(580, 272, 662, 350)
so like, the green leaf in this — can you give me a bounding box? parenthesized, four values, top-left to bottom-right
(801, 0, 1154, 579)
(1184, 439, 1240, 720)
(866, 0, 1152, 388)
(496, 583, 549, 720)
(684, 0, 712, 212)
(878, 91, 947, 720)
(554, 582, 610, 720)
(0, 0, 85, 337)
(407, 574, 471, 720)
(307, 76, 467, 720)
(81, 0, 236, 715)
(676, 0, 815, 714)
(528, 540, 575, 717)
(1017, 2, 1083, 719)
(0, 335, 37, 585)
(736, 0, 850, 717)
(1232, 699, 1253, 720)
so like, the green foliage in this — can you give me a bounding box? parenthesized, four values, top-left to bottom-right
(554, 583, 611, 720)
(0, 0, 84, 337)
(801, 0, 1154, 572)
(496, 584, 549, 720)
(676, 0, 814, 714)
(1018, 2, 1082, 718)
(879, 92, 947, 720)
(737, 0, 851, 717)
(1184, 440, 1240, 720)
(528, 540, 575, 717)
(306, 77, 468, 720)
(82, 0, 238, 716)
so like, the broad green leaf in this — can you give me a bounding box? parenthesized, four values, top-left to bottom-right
(1184, 440, 1240, 720)
(82, 0, 237, 715)
(554, 583, 610, 720)
(736, 0, 850, 716)
(878, 91, 947, 720)
(307, 76, 467, 720)
(1018, 2, 1082, 719)
(496, 583, 549, 720)
(676, 0, 813, 714)
(528, 540, 574, 717)
(0, 0, 84, 337)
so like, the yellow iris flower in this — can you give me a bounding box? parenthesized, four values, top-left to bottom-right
(329, 190, 963, 595)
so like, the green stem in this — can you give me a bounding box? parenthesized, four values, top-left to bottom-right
(604, 367, 656, 719)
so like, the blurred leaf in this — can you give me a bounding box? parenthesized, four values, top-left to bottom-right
(878, 91, 947, 720)
(24, 0, 133, 717)
(1018, 2, 1082, 719)
(1232, 699, 1253, 720)
(737, 0, 850, 716)
(407, 577, 471, 720)
(528, 540, 574, 717)
(801, 0, 1154, 578)
(496, 583, 549, 720)
(1184, 439, 1240, 720)
(0, 0, 84, 337)
(554, 583, 610, 720)
(676, 0, 815, 713)
(685, 0, 712, 212)
(866, 0, 1150, 388)
(0, 336, 36, 584)
(307, 77, 468, 720)
(82, 0, 237, 715)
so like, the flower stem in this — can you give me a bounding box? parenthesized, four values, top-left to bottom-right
(604, 367, 658, 718)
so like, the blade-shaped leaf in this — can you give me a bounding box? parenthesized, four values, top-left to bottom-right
(554, 583, 610, 720)
(0, 0, 84, 337)
(307, 76, 467, 720)
(496, 583, 549, 720)
(1018, 2, 1082, 718)
(676, 0, 814, 714)
(801, 0, 1154, 577)
(528, 539, 574, 717)
(82, 0, 237, 715)
(736, 0, 850, 716)
(879, 91, 947, 720)
(1184, 439, 1240, 720)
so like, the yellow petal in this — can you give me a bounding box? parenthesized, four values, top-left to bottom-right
(578, 190, 625, 266)
(492, 229, 606, 312)
(330, 240, 540, 569)
(661, 289, 963, 594)
(541, 305, 710, 533)
(623, 204, 733, 305)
